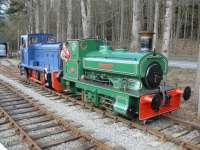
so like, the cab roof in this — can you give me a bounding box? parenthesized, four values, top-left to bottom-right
(21, 33, 54, 38)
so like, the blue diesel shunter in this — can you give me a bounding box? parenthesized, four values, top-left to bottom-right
(19, 33, 63, 91)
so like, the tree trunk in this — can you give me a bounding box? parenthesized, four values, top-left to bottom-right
(61, 0, 66, 41)
(161, 0, 173, 58)
(175, 3, 181, 40)
(147, 0, 154, 31)
(153, 0, 159, 50)
(56, 0, 62, 41)
(195, 45, 200, 117)
(190, 0, 195, 39)
(120, 0, 124, 43)
(26, 0, 33, 33)
(130, 0, 140, 50)
(112, 9, 114, 42)
(67, 0, 73, 39)
(17, 28, 20, 51)
(34, 0, 40, 33)
(198, 3, 200, 42)
(183, 7, 188, 39)
(80, 0, 92, 38)
(43, 0, 48, 33)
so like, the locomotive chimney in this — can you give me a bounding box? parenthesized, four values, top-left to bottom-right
(139, 31, 154, 52)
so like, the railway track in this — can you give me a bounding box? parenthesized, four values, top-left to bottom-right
(0, 79, 112, 150)
(1, 59, 200, 150)
(21, 80, 200, 150)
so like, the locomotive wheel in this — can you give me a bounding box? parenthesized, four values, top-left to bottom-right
(24, 68, 29, 79)
(46, 73, 52, 88)
(183, 86, 191, 101)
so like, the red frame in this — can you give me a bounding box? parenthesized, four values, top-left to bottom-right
(139, 88, 182, 120)
(51, 71, 63, 92)
(28, 69, 45, 85)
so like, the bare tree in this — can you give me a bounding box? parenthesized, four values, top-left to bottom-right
(153, 0, 160, 50)
(4, 0, 200, 57)
(195, 45, 200, 117)
(26, 0, 34, 33)
(175, 2, 181, 40)
(130, 0, 140, 50)
(34, 0, 40, 33)
(120, 0, 124, 43)
(56, 0, 62, 41)
(190, 0, 195, 39)
(43, 0, 48, 33)
(67, 0, 73, 39)
(161, 0, 173, 58)
(80, 0, 92, 38)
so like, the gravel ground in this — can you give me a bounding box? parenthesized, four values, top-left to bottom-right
(179, 130, 200, 141)
(0, 59, 13, 66)
(147, 118, 174, 130)
(8, 144, 29, 150)
(0, 117, 29, 150)
(0, 74, 178, 150)
(0, 135, 20, 147)
(48, 138, 91, 150)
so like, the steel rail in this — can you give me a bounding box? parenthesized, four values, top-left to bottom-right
(0, 79, 112, 150)
(0, 108, 41, 150)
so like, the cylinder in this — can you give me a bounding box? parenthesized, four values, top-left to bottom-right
(139, 31, 154, 52)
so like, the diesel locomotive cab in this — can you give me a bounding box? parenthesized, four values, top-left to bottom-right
(19, 33, 64, 92)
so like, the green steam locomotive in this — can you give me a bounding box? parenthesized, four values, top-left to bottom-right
(61, 32, 190, 120)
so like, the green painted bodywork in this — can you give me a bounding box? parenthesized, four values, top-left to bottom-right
(63, 39, 105, 81)
(62, 38, 168, 118)
(83, 48, 168, 77)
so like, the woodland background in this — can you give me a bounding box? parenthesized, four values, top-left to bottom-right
(0, 0, 200, 58)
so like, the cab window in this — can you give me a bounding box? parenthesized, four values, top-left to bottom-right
(21, 38, 26, 48)
(47, 35, 56, 43)
(28, 37, 39, 45)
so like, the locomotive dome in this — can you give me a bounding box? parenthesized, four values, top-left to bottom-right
(139, 31, 154, 52)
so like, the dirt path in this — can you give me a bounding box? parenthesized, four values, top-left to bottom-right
(169, 60, 197, 69)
